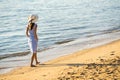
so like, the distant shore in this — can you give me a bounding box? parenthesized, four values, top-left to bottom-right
(0, 39, 120, 80)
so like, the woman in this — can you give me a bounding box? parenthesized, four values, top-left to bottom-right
(26, 14, 40, 67)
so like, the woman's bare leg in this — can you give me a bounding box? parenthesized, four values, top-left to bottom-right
(31, 54, 35, 67)
(34, 53, 40, 65)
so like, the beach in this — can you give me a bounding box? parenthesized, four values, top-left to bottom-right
(0, 39, 120, 80)
(0, 0, 120, 75)
(0, 0, 120, 79)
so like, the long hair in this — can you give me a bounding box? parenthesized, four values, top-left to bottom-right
(28, 20, 35, 30)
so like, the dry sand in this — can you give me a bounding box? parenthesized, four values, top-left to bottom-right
(0, 39, 120, 80)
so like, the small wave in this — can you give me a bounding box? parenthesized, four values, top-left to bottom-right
(37, 47, 52, 52)
(0, 51, 30, 60)
(86, 26, 120, 37)
(101, 26, 120, 34)
(55, 39, 74, 44)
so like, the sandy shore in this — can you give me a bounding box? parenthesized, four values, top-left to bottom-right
(0, 39, 120, 80)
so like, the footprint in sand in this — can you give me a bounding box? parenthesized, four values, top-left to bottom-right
(110, 51, 115, 55)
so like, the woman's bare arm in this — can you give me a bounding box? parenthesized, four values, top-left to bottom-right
(34, 25, 38, 41)
(26, 26, 29, 37)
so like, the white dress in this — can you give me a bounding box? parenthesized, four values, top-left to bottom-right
(28, 24, 38, 53)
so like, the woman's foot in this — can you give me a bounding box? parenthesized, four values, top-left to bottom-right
(36, 62, 40, 65)
(30, 64, 36, 67)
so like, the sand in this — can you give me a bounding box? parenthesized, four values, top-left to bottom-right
(0, 39, 120, 80)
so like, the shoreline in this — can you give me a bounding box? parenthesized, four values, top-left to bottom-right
(1, 31, 120, 60)
(0, 33, 119, 74)
(0, 39, 120, 79)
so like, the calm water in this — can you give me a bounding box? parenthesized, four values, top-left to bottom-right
(0, 0, 120, 58)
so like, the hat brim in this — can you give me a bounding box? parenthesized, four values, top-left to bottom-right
(31, 18, 38, 23)
(28, 15, 38, 23)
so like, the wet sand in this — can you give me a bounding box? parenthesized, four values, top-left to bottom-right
(0, 39, 120, 80)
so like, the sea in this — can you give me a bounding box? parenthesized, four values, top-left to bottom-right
(0, 0, 120, 74)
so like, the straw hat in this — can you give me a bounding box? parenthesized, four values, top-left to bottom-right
(28, 14, 38, 23)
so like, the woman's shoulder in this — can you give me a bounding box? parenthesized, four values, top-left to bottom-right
(34, 23, 37, 27)
(33, 23, 37, 29)
(33, 23, 37, 30)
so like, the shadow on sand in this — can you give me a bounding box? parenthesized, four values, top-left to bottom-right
(38, 63, 120, 67)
